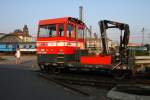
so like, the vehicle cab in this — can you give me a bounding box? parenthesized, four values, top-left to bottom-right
(36, 17, 85, 67)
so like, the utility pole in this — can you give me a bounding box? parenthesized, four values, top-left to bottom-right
(141, 27, 145, 46)
(90, 25, 92, 39)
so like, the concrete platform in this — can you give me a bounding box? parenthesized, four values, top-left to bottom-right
(107, 84, 150, 100)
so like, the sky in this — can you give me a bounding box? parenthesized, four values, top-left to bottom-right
(0, 0, 150, 44)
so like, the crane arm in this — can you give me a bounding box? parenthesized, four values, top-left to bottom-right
(98, 20, 130, 63)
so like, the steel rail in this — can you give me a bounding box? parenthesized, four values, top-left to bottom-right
(39, 72, 90, 97)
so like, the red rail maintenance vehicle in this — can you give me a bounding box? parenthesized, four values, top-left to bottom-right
(36, 17, 132, 77)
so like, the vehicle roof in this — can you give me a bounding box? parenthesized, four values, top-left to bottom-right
(39, 17, 84, 25)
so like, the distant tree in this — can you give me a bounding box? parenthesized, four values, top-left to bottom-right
(13, 29, 23, 33)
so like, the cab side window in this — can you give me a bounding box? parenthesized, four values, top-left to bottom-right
(77, 26, 84, 39)
(67, 24, 75, 38)
(38, 24, 56, 37)
(49, 25, 56, 37)
(58, 24, 64, 37)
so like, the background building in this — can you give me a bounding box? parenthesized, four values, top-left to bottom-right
(85, 37, 117, 54)
(0, 33, 6, 38)
(0, 25, 32, 42)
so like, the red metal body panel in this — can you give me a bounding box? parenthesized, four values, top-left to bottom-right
(80, 55, 112, 65)
(37, 46, 77, 54)
(36, 37, 84, 54)
(39, 17, 69, 25)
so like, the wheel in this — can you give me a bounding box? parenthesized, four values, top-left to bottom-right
(51, 67, 61, 74)
(112, 70, 128, 79)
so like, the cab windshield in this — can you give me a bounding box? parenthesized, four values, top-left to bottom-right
(38, 24, 56, 37)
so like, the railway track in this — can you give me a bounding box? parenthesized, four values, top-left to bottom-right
(38, 71, 150, 96)
(39, 72, 91, 96)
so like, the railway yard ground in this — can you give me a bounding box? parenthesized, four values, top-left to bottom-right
(0, 55, 150, 100)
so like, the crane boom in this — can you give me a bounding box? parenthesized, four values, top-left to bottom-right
(98, 20, 130, 64)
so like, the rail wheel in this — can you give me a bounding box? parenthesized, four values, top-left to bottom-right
(113, 70, 128, 79)
(51, 67, 61, 74)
